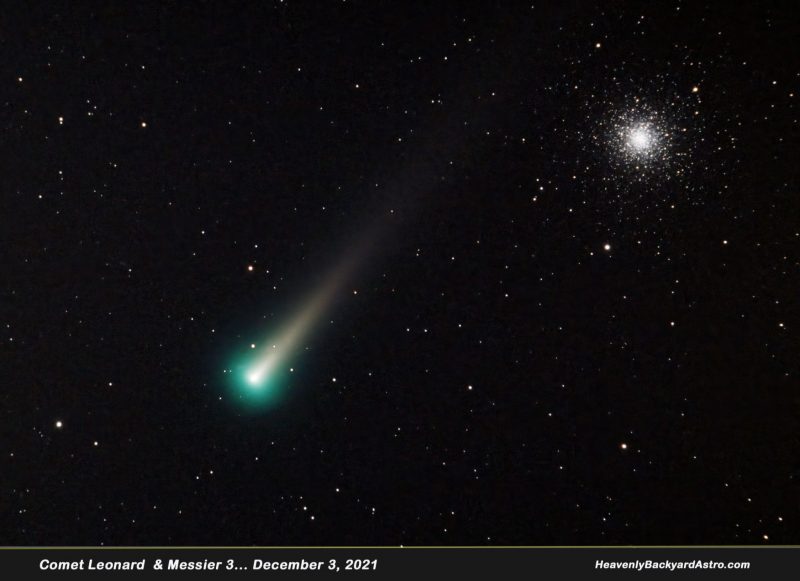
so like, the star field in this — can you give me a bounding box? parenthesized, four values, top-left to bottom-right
(1, 2, 798, 546)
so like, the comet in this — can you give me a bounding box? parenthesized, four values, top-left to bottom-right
(229, 221, 378, 406)
(225, 55, 512, 407)
(244, 257, 353, 388)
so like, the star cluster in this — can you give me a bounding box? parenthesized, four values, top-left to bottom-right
(1, 2, 797, 547)
(607, 105, 678, 171)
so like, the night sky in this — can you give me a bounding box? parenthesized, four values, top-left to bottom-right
(2, 2, 798, 546)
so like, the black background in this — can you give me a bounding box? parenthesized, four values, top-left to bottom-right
(1, 1, 797, 545)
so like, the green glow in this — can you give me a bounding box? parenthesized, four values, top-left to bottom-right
(226, 346, 291, 409)
(225, 242, 362, 411)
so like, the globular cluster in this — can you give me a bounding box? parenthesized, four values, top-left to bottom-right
(2, 2, 797, 548)
(604, 101, 684, 176)
(582, 87, 706, 212)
